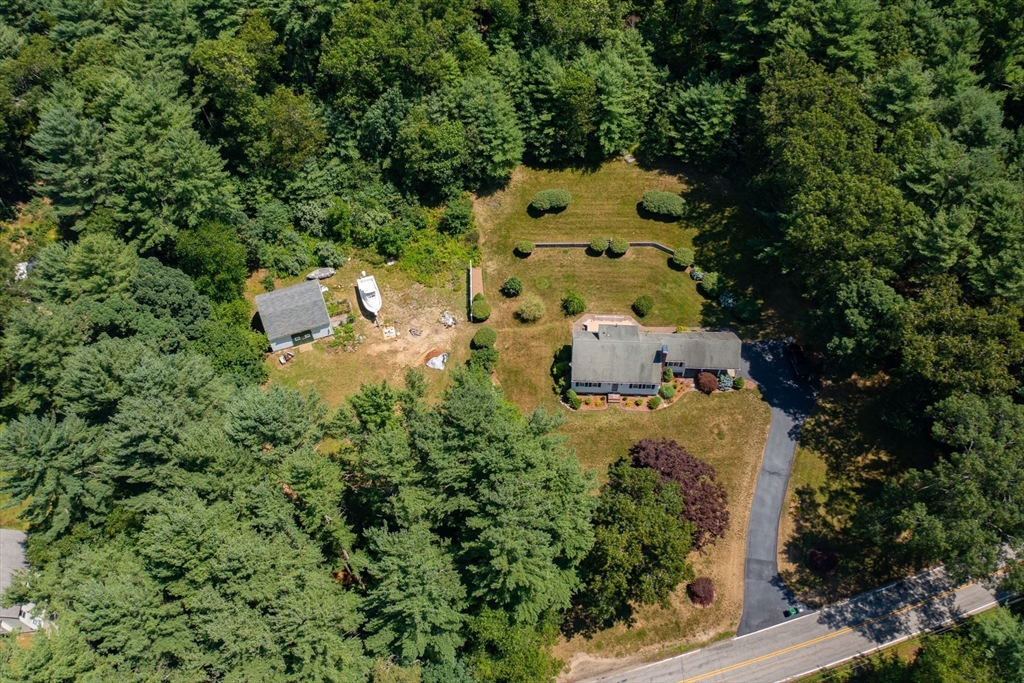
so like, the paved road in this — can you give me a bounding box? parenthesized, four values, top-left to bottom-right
(736, 341, 818, 635)
(579, 566, 1003, 683)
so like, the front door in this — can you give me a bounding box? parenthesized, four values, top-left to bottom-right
(291, 330, 314, 345)
(611, 383, 619, 392)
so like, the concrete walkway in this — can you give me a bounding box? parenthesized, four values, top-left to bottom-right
(737, 340, 818, 635)
(578, 566, 1003, 683)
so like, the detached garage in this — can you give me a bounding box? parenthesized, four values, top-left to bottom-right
(255, 280, 333, 352)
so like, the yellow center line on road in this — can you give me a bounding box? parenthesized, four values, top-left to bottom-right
(677, 582, 972, 683)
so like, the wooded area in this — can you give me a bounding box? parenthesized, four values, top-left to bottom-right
(2, 0, 1024, 680)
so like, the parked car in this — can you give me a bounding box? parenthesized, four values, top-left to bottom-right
(785, 342, 812, 380)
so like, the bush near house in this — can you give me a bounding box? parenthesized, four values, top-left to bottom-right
(699, 271, 722, 298)
(608, 237, 629, 256)
(641, 190, 688, 218)
(633, 294, 654, 317)
(566, 389, 583, 410)
(562, 289, 586, 316)
(718, 374, 734, 391)
(530, 189, 571, 212)
(659, 384, 676, 400)
(648, 395, 662, 409)
(671, 247, 694, 269)
(516, 295, 545, 322)
(500, 276, 522, 297)
(472, 326, 497, 349)
(733, 376, 746, 390)
(514, 240, 534, 256)
(696, 372, 718, 394)
(663, 367, 674, 382)
(687, 577, 715, 607)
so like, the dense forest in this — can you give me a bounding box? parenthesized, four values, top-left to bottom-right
(1, 0, 1024, 680)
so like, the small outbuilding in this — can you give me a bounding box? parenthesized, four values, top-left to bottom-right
(255, 280, 333, 352)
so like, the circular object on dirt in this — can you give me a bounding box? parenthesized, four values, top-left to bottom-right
(807, 547, 839, 575)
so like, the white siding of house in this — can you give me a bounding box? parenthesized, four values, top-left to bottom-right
(269, 323, 332, 352)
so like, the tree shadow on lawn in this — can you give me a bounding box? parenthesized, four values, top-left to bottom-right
(779, 379, 939, 606)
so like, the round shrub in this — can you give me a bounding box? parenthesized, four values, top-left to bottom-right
(699, 271, 721, 298)
(733, 376, 746, 390)
(687, 577, 715, 607)
(608, 237, 629, 257)
(807, 547, 839, 575)
(500, 276, 522, 297)
(663, 367, 674, 383)
(718, 374, 734, 391)
(659, 384, 676, 400)
(641, 190, 688, 218)
(634, 398, 643, 406)
(516, 295, 545, 322)
(440, 194, 475, 235)
(671, 247, 694, 269)
(514, 240, 534, 257)
(566, 389, 582, 410)
(530, 189, 571, 212)
(589, 237, 608, 254)
(471, 298, 491, 322)
(561, 289, 586, 316)
(647, 395, 662, 410)
(734, 298, 763, 322)
(632, 294, 655, 317)
(471, 326, 497, 349)
(696, 372, 718, 394)
(469, 346, 499, 373)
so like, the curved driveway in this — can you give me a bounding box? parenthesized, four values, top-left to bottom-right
(737, 340, 818, 635)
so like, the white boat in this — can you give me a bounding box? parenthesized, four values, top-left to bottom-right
(356, 271, 382, 316)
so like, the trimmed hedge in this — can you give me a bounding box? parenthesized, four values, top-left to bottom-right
(659, 384, 676, 400)
(500, 276, 522, 297)
(589, 237, 608, 254)
(471, 297, 491, 321)
(733, 376, 745, 390)
(471, 326, 497, 349)
(632, 294, 655, 317)
(671, 247, 694, 269)
(562, 289, 586, 316)
(516, 295, 545, 322)
(514, 240, 534, 256)
(608, 237, 629, 256)
(696, 372, 718, 394)
(647, 395, 662, 409)
(718, 374, 734, 391)
(530, 189, 571, 212)
(699, 271, 721, 298)
(663, 367, 674, 383)
(641, 190, 688, 218)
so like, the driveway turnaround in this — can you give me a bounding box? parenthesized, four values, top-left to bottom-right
(578, 566, 1002, 683)
(736, 340, 818, 635)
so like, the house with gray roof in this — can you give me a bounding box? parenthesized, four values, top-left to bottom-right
(570, 315, 742, 396)
(255, 280, 332, 352)
(0, 529, 39, 633)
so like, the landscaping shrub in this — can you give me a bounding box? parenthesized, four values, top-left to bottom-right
(471, 297, 491, 321)
(589, 237, 608, 254)
(690, 267, 704, 281)
(632, 294, 655, 317)
(807, 547, 839, 575)
(687, 577, 715, 607)
(734, 298, 763, 322)
(718, 292, 737, 309)
(608, 237, 629, 256)
(566, 389, 582, 410)
(514, 240, 534, 257)
(641, 190, 688, 218)
(671, 247, 694, 269)
(439, 194, 474, 235)
(696, 372, 718, 394)
(260, 272, 275, 291)
(733, 376, 745, 390)
(647, 395, 662, 409)
(516, 295, 545, 322)
(500, 276, 522, 297)
(634, 398, 643, 406)
(663, 367, 674, 382)
(659, 384, 676, 400)
(630, 438, 730, 550)
(530, 189, 571, 212)
(562, 289, 586, 316)
(469, 346, 499, 373)
(471, 326, 497, 349)
(718, 374, 734, 391)
(699, 271, 721, 297)
(584, 397, 591, 405)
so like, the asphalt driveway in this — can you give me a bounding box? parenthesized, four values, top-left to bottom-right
(737, 340, 818, 635)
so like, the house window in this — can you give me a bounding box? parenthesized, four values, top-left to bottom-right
(576, 381, 601, 388)
(628, 383, 656, 390)
(667, 361, 685, 367)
